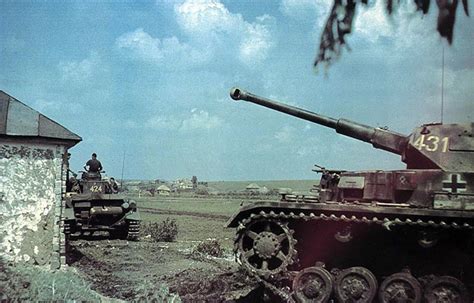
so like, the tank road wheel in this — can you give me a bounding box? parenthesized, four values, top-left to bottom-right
(378, 272, 422, 303)
(334, 267, 378, 303)
(126, 220, 140, 241)
(237, 219, 296, 279)
(293, 266, 333, 303)
(424, 276, 469, 303)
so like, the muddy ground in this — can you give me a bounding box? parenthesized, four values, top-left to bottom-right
(69, 238, 262, 302)
(68, 197, 264, 302)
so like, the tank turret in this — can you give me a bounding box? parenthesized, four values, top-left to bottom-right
(230, 87, 474, 172)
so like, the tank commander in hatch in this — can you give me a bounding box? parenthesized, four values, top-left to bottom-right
(84, 153, 103, 179)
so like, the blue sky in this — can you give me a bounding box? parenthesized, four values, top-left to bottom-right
(1, 0, 473, 181)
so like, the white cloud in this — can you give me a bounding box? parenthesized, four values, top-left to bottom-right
(133, 108, 223, 131)
(355, 0, 392, 42)
(116, 28, 164, 62)
(174, 0, 238, 34)
(58, 52, 100, 82)
(117, 0, 275, 68)
(280, 0, 330, 27)
(239, 15, 274, 64)
(355, 1, 439, 49)
(174, 0, 276, 65)
(115, 28, 209, 67)
(181, 108, 223, 130)
(278, 0, 441, 55)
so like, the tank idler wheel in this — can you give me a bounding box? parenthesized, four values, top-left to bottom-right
(293, 266, 333, 303)
(424, 276, 469, 303)
(378, 272, 422, 303)
(334, 266, 378, 303)
(238, 219, 296, 279)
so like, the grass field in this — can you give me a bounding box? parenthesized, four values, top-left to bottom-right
(135, 196, 247, 251)
(132, 179, 318, 249)
(137, 196, 245, 216)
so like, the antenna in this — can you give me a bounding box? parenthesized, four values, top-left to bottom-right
(441, 46, 445, 124)
(120, 150, 125, 191)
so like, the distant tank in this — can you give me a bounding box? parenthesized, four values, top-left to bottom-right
(63, 171, 140, 241)
(227, 88, 474, 302)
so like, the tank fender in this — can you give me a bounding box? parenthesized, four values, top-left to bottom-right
(125, 209, 141, 221)
(226, 204, 272, 227)
(63, 207, 75, 221)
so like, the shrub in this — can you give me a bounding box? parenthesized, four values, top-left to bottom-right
(193, 239, 224, 258)
(195, 185, 209, 196)
(142, 218, 179, 242)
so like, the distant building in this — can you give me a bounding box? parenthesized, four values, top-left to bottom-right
(172, 178, 194, 191)
(245, 183, 260, 194)
(157, 185, 171, 196)
(0, 91, 81, 269)
(126, 185, 141, 193)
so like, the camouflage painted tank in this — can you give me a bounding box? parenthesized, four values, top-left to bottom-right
(227, 88, 474, 302)
(63, 172, 140, 241)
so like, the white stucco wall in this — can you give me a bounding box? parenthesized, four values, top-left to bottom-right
(0, 141, 65, 267)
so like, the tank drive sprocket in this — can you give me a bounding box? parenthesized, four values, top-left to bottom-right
(236, 218, 297, 280)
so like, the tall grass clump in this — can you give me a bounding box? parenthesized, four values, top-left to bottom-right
(142, 218, 179, 242)
(193, 239, 224, 258)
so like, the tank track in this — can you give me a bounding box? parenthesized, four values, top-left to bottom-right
(126, 220, 140, 241)
(235, 210, 474, 232)
(234, 210, 474, 302)
(64, 221, 71, 235)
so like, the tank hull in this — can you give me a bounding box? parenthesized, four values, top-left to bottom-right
(229, 201, 474, 302)
(63, 180, 140, 240)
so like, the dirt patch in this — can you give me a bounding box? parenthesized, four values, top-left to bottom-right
(69, 237, 261, 302)
(165, 268, 261, 302)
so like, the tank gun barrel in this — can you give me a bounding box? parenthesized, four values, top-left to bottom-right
(230, 88, 408, 155)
